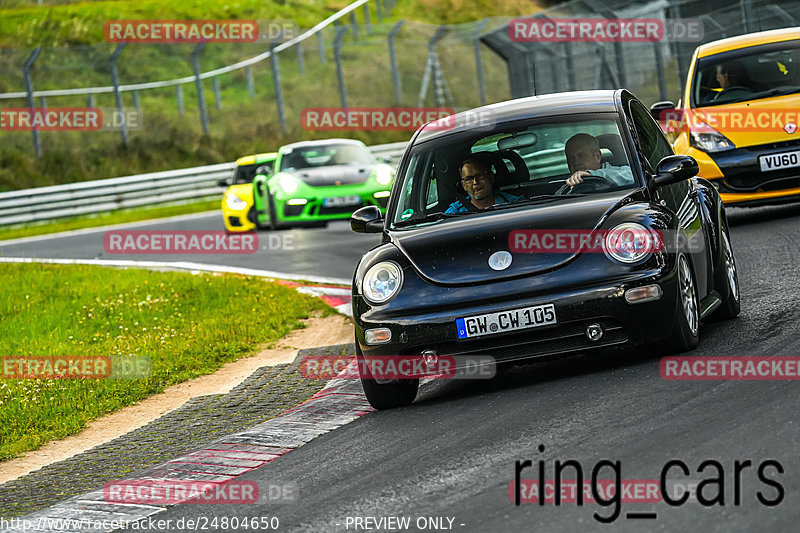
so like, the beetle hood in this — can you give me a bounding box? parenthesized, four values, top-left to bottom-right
(390, 191, 639, 285)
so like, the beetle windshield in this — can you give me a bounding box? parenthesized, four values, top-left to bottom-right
(390, 115, 635, 228)
(692, 39, 800, 107)
(279, 143, 375, 171)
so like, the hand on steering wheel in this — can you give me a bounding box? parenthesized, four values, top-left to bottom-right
(558, 172, 616, 195)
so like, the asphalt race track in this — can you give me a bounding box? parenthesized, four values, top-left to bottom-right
(0, 214, 381, 283)
(5, 202, 800, 531)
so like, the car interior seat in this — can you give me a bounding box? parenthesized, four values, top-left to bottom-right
(596, 134, 627, 167)
(493, 150, 530, 186)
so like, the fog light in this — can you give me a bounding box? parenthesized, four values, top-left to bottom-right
(625, 284, 663, 304)
(586, 324, 604, 342)
(421, 350, 438, 366)
(365, 328, 392, 345)
(374, 191, 391, 198)
(286, 198, 308, 205)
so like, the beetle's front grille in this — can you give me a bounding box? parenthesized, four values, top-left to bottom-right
(404, 319, 628, 362)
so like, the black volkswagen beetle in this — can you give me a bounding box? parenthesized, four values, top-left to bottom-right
(350, 90, 740, 409)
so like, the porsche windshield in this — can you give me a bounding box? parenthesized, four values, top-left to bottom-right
(231, 163, 260, 185)
(391, 115, 635, 228)
(279, 143, 375, 171)
(693, 40, 800, 107)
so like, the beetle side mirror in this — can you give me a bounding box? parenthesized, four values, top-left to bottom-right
(351, 205, 384, 233)
(651, 155, 699, 188)
(217, 178, 229, 187)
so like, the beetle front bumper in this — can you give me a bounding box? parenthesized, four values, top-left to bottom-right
(354, 268, 680, 382)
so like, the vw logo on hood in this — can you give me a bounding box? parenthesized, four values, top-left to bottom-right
(785, 122, 797, 134)
(488, 251, 513, 271)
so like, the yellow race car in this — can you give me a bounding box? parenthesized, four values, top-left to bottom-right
(652, 27, 800, 206)
(220, 153, 277, 232)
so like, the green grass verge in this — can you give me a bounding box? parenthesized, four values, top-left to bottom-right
(0, 0, 543, 46)
(0, 0, 342, 47)
(0, 199, 221, 241)
(0, 263, 330, 461)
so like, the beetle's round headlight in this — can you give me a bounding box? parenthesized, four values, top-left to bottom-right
(604, 223, 658, 264)
(362, 261, 403, 304)
(225, 193, 247, 211)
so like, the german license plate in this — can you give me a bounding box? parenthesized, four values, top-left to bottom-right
(323, 195, 360, 207)
(759, 150, 800, 172)
(456, 303, 557, 339)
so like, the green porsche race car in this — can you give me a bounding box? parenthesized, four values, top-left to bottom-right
(251, 139, 395, 229)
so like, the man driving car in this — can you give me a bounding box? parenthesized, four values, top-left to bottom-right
(703, 60, 752, 102)
(445, 157, 521, 213)
(563, 134, 634, 190)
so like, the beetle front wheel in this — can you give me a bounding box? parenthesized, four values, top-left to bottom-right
(665, 254, 700, 353)
(356, 343, 418, 410)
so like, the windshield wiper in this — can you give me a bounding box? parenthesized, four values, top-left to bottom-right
(394, 195, 582, 225)
(484, 194, 579, 211)
(392, 211, 465, 227)
(701, 86, 800, 106)
(752, 87, 800, 99)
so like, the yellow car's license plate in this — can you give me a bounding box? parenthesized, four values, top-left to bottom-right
(760, 150, 800, 172)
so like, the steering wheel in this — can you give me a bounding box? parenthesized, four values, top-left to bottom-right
(715, 86, 754, 100)
(722, 85, 754, 93)
(557, 175, 617, 195)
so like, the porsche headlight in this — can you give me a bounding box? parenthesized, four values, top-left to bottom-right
(362, 261, 403, 304)
(279, 174, 298, 194)
(375, 165, 393, 186)
(604, 223, 658, 264)
(225, 193, 247, 211)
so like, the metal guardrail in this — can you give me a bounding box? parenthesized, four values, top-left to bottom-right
(0, 141, 408, 227)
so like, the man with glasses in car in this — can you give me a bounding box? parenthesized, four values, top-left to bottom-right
(445, 157, 522, 213)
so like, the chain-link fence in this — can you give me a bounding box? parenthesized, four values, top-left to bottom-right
(0, 0, 797, 161)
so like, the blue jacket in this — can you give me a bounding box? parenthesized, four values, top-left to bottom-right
(445, 191, 522, 213)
